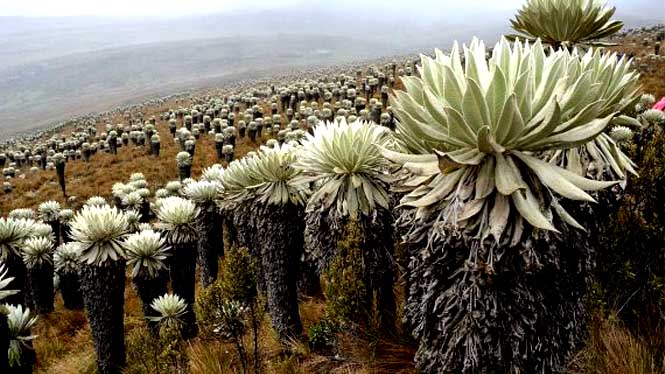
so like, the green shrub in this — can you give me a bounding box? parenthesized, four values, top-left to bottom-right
(323, 220, 369, 328)
(307, 319, 338, 353)
(158, 322, 189, 373)
(195, 247, 264, 374)
(124, 326, 164, 374)
(594, 111, 665, 363)
(124, 323, 188, 374)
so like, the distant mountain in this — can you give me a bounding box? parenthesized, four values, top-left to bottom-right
(0, 1, 661, 135)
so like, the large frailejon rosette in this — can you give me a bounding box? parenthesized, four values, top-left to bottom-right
(386, 36, 641, 373)
(384, 37, 639, 243)
(508, 0, 624, 49)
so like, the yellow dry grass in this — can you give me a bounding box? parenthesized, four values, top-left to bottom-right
(611, 32, 665, 99)
(0, 98, 263, 213)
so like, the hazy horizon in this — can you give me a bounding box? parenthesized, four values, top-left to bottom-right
(2, 0, 526, 18)
(0, 0, 662, 136)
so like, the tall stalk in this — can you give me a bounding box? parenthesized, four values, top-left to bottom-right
(155, 196, 200, 339)
(70, 205, 129, 374)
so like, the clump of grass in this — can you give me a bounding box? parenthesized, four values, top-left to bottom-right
(188, 340, 235, 374)
(31, 301, 89, 371)
(568, 314, 661, 374)
(124, 326, 163, 374)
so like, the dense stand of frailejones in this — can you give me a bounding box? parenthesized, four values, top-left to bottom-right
(1, 1, 665, 373)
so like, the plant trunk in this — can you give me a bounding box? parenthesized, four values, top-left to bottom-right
(139, 201, 151, 223)
(60, 223, 72, 243)
(3, 254, 27, 307)
(255, 203, 303, 342)
(304, 208, 396, 328)
(0, 313, 8, 372)
(358, 210, 396, 333)
(221, 215, 235, 256)
(304, 209, 345, 274)
(28, 263, 54, 314)
(197, 210, 222, 287)
(403, 218, 592, 373)
(133, 271, 169, 336)
(48, 220, 61, 246)
(56, 163, 66, 197)
(231, 208, 264, 292)
(297, 259, 321, 297)
(178, 165, 191, 181)
(151, 142, 160, 157)
(58, 272, 84, 310)
(169, 242, 198, 339)
(80, 260, 127, 374)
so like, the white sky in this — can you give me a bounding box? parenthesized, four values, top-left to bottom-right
(0, 0, 525, 17)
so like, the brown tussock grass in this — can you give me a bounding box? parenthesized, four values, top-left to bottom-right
(0, 97, 263, 212)
(567, 314, 665, 374)
(610, 32, 665, 99)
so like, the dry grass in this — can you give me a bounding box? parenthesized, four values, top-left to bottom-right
(0, 98, 264, 212)
(610, 31, 665, 99)
(32, 300, 95, 373)
(33, 272, 147, 373)
(567, 314, 665, 374)
(188, 295, 415, 374)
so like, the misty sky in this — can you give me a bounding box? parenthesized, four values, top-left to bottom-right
(2, 0, 527, 17)
(1, 0, 660, 18)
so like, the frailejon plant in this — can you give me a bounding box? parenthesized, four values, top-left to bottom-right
(155, 196, 200, 339)
(292, 119, 397, 329)
(148, 293, 189, 372)
(219, 144, 309, 342)
(508, 0, 623, 50)
(148, 293, 187, 331)
(176, 152, 192, 181)
(5, 304, 37, 372)
(21, 236, 55, 314)
(183, 180, 223, 286)
(38, 200, 61, 245)
(384, 37, 637, 373)
(150, 134, 161, 157)
(124, 229, 171, 335)
(217, 157, 257, 257)
(85, 196, 109, 208)
(54, 243, 84, 310)
(124, 210, 142, 233)
(53, 153, 67, 197)
(70, 205, 129, 374)
(0, 218, 35, 306)
(59, 209, 74, 243)
(8, 209, 34, 221)
(0, 264, 19, 371)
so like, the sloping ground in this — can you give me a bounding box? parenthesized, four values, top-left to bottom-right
(11, 70, 418, 374)
(0, 28, 662, 373)
(609, 29, 665, 98)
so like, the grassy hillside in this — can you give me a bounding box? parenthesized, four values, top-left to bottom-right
(0, 26, 663, 374)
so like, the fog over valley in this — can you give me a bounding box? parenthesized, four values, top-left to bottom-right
(0, 0, 660, 134)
